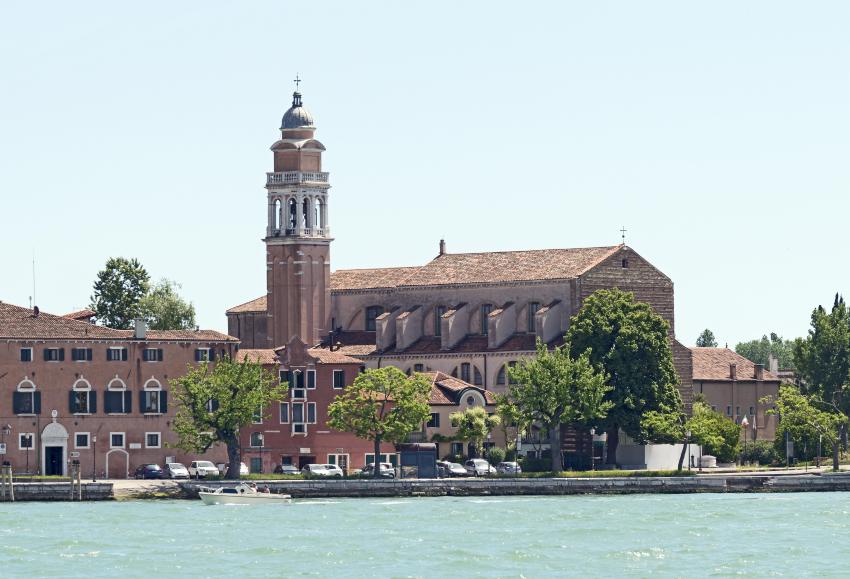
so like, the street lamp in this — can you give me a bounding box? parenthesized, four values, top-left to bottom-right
(740, 416, 749, 466)
(91, 435, 97, 482)
(686, 430, 692, 471)
(589, 427, 596, 471)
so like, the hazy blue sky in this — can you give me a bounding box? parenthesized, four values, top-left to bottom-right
(1, 1, 848, 347)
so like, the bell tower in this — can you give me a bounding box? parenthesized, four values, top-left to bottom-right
(265, 86, 332, 347)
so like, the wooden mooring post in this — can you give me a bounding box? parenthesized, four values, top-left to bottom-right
(69, 461, 83, 500)
(0, 465, 14, 502)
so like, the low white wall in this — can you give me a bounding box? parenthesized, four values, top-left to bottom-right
(617, 444, 701, 470)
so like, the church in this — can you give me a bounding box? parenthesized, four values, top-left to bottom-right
(225, 88, 696, 470)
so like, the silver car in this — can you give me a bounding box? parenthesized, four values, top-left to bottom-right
(301, 463, 344, 478)
(464, 458, 497, 477)
(188, 460, 220, 478)
(496, 461, 522, 475)
(164, 462, 190, 479)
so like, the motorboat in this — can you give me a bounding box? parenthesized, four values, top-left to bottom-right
(198, 483, 292, 505)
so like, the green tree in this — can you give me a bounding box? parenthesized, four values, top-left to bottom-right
(171, 356, 285, 479)
(327, 367, 432, 478)
(765, 385, 845, 471)
(686, 399, 741, 463)
(566, 288, 683, 464)
(792, 294, 850, 469)
(640, 407, 689, 470)
(450, 406, 500, 459)
(696, 329, 718, 348)
(494, 393, 531, 456)
(508, 340, 612, 472)
(735, 333, 796, 370)
(89, 257, 150, 329)
(139, 279, 197, 330)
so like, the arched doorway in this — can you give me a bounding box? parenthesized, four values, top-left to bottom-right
(41, 421, 69, 477)
(106, 449, 130, 479)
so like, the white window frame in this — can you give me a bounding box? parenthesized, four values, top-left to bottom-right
(71, 377, 93, 415)
(142, 378, 163, 414)
(145, 432, 161, 449)
(75, 432, 91, 449)
(142, 348, 161, 362)
(196, 347, 212, 362)
(279, 402, 290, 424)
(19, 433, 34, 450)
(306, 369, 316, 390)
(291, 388, 306, 400)
(249, 432, 264, 448)
(109, 432, 126, 449)
(72, 347, 90, 362)
(16, 378, 37, 415)
(332, 370, 345, 390)
(45, 347, 61, 362)
(107, 347, 126, 362)
(364, 453, 395, 465)
(252, 405, 263, 425)
(105, 376, 129, 414)
(20, 347, 33, 362)
(307, 402, 317, 424)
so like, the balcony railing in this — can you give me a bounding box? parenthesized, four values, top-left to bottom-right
(266, 171, 329, 186)
(269, 227, 329, 238)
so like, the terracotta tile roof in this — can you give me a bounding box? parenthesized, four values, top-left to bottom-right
(235, 349, 279, 365)
(62, 308, 96, 321)
(421, 372, 497, 405)
(0, 301, 236, 342)
(319, 330, 556, 358)
(307, 348, 363, 365)
(691, 348, 781, 382)
(330, 245, 621, 291)
(226, 295, 267, 314)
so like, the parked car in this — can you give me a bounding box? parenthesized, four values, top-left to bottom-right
(188, 460, 220, 478)
(133, 463, 165, 479)
(464, 458, 497, 477)
(301, 463, 344, 478)
(496, 461, 522, 475)
(216, 462, 249, 476)
(360, 462, 395, 478)
(163, 462, 190, 479)
(274, 464, 301, 475)
(437, 460, 468, 477)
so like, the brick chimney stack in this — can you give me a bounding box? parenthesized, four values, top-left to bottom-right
(439, 239, 446, 256)
(730, 363, 737, 380)
(754, 364, 764, 380)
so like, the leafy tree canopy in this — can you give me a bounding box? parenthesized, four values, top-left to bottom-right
(736, 332, 796, 370)
(696, 329, 718, 348)
(508, 340, 612, 471)
(139, 278, 197, 330)
(89, 257, 150, 329)
(171, 356, 285, 479)
(450, 406, 500, 458)
(686, 399, 740, 463)
(566, 288, 683, 462)
(327, 367, 432, 477)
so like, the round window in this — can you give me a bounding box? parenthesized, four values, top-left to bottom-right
(466, 396, 475, 406)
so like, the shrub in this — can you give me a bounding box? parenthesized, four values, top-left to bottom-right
(518, 456, 550, 472)
(486, 447, 506, 464)
(741, 440, 779, 465)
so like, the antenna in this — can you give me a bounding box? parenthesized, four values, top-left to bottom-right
(32, 250, 36, 308)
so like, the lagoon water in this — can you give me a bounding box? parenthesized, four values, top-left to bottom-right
(1, 492, 848, 578)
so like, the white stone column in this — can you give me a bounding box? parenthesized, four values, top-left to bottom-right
(295, 192, 304, 235)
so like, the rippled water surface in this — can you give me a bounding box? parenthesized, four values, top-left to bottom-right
(2, 492, 849, 577)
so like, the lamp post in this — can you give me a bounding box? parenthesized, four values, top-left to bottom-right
(1, 425, 10, 468)
(590, 427, 596, 471)
(740, 416, 749, 466)
(91, 435, 97, 482)
(686, 429, 692, 471)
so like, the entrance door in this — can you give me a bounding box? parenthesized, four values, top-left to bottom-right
(45, 446, 63, 476)
(298, 455, 315, 469)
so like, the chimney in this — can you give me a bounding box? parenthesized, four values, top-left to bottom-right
(439, 239, 446, 256)
(729, 363, 737, 380)
(754, 364, 765, 381)
(134, 319, 147, 340)
(768, 354, 779, 374)
(33, 306, 40, 318)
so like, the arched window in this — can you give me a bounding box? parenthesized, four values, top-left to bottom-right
(302, 198, 310, 229)
(105, 376, 130, 414)
(71, 377, 94, 414)
(142, 378, 167, 414)
(273, 198, 282, 231)
(287, 198, 297, 231)
(498, 361, 519, 386)
(434, 305, 447, 336)
(107, 376, 126, 391)
(365, 306, 384, 332)
(13, 378, 39, 415)
(315, 199, 323, 229)
(480, 304, 493, 335)
(451, 363, 483, 386)
(527, 301, 541, 333)
(496, 366, 506, 385)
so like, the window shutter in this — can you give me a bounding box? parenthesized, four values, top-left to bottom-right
(43, 348, 50, 361)
(34, 392, 41, 414)
(59, 348, 65, 361)
(121, 348, 128, 361)
(195, 349, 201, 362)
(287, 371, 294, 387)
(140, 391, 146, 412)
(307, 371, 315, 389)
(69, 391, 77, 413)
(104, 391, 114, 414)
(124, 390, 133, 413)
(71, 349, 79, 362)
(87, 348, 93, 361)
(208, 348, 215, 362)
(160, 391, 168, 414)
(296, 372, 304, 389)
(157, 349, 163, 361)
(89, 391, 97, 414)
(13, 392, 24, 414)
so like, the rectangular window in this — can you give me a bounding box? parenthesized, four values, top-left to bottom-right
(145, 432, 161, 448)
(110, 433, 125, 449)
(13, 390, 40, 415)
(306, 370, 316, 389)
(252, 406, 263, 424)
(480, 304, 493, 335)
(749, 406, 755, 416)
(250, 432, 263, 447)
(434, 305, 446, 336)
(75, 433, 90, 449)
(195, 348, 212, 362)
(332, 370, 345, 390)
(106, 347, 127, 362)
(20, 347, 33, 362)
(427, 413, 440, 428)
(71, 347, 92, 362)
(365, 306, 383, 332)
(307, 402, 316, 424)
(105, 390, 131, 414)
(450, 442, 463, 457)
(142, 348, 163, 362)
(736, 406, 740, 417)
(19, 433, 34, 450)
(726, 406, 732, 417)
(414, 363, 424, 373)
(279, 370, 288, 384)
(365, 453, 396, 466)
(461, 363, 471, 383)
(44, 347, 63, 362)
(292, 402, 304, 423)
(250, 457, 263, 474)
(70, 390, 94, 414)
(528, 302, 540, 333)
(141, 390, 167, 414)
(279, 402, 290, 424)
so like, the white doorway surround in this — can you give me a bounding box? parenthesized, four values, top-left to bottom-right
(41, 419, 69, 477)
(105, 449, 130, 479)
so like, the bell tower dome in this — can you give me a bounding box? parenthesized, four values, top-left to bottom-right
(265, 85, 332, 347)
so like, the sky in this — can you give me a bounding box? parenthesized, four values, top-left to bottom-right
(1, 1, 848, 347)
